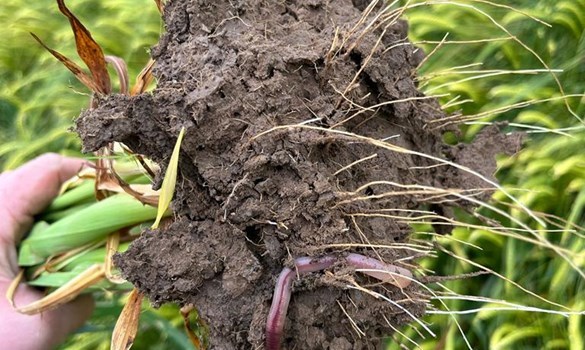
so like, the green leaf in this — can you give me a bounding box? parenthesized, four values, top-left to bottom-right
(46, 180, 96, 212)
(17, 221, 50, 265)
(19, 193, 159, 266)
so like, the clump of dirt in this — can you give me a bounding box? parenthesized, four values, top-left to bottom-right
(76, 0, 512, 348)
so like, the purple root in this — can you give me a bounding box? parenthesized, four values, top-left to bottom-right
(265, 254, 412, 350)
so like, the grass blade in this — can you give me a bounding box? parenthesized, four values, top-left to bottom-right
(152, 127, 185, 229)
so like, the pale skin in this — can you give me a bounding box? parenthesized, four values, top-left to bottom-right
(0, 154, 94, 350)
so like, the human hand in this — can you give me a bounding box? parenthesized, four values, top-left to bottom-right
(0, 154, 94, 350)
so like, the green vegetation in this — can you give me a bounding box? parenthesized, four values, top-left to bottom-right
(1, 0, 583, 349)
(388, 0, 584, 349)
(0, 1, 185, 348)
(0, 0, 161, 169)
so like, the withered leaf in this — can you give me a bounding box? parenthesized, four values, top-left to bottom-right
(30, 33, 102, 93)
(95, 145, 159, 206)
(15, 264, 105, 315)
(154, 0, 164, 14)
(130, 58, 156, 96)
(111, 288, 143, 350)
(5, 270, 25, 308)
(57, 0, 111, 94)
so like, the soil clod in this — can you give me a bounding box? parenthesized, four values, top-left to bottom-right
(77, 0, 511, 348)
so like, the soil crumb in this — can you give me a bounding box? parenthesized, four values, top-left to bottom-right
(76, 0, 509, 348)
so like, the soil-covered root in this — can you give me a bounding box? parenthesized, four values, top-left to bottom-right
(76, 0, 514, 348)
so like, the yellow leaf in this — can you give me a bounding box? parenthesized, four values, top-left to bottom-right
(105, 232, 126, 284)
(152, 127, 185, 229)
(111, 288, 143, 350)
(5, 270, 24, 308)
(15, 264, 105, 315)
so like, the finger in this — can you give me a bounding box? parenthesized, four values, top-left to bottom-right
(42, 294, 95, 348)
(0, 153, 88, 243)
(0, 281, 94, 349)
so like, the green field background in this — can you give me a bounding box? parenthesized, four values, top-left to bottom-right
(0, 0, 583, 349)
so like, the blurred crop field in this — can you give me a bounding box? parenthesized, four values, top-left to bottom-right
(1, 0, 583, 349)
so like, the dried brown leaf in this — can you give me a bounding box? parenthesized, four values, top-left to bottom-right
(94, 147, 112, 201)
(98, 181, 159, 199)
(15, 264, 105, 315)
(95, 146, 159, 206)
(120, 145, 157, 178)
(30, 33, 102, 93)
(5, 270, 25, 308)
(92, 145, 161, 218)
(57, 0, 111, 94)
(111, 288, 143, 350)
(154, 0, 164, 14)
(105, 232, 126, 284)
(130, 59, 156, 96)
